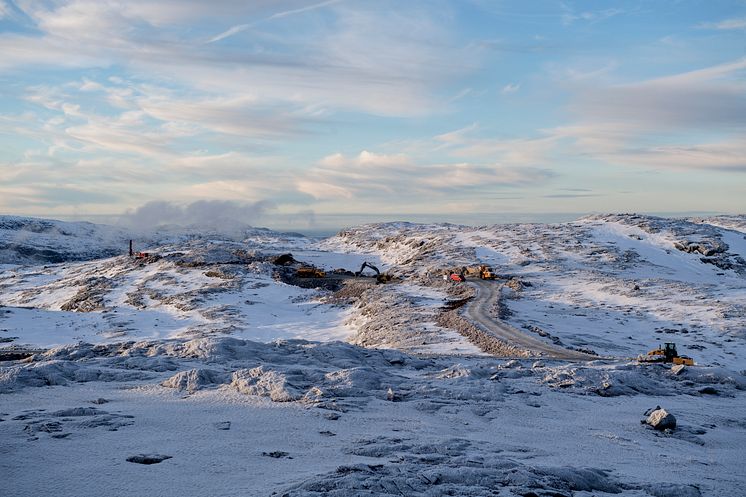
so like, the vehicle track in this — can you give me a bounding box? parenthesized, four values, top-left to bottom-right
(465, 280, 597, 361)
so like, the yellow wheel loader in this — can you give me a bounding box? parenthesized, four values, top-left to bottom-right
(645, 342, 695, 366)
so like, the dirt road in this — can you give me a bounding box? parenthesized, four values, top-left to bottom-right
(464, 280, 597, 361)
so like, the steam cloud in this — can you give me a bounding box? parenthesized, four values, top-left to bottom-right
(119, 200, 276, 234)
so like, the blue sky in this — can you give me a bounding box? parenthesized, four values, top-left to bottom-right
(0, 0, 744, 230)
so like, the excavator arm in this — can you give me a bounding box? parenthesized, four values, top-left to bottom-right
(355, 262, 380, 277)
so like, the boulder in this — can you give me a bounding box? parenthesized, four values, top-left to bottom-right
(670, 364, 686, 375)
(161, 368, 228, 393)
(645, 406, 676, 431)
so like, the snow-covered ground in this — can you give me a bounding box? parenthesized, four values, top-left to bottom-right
(2, 214, 746, 496)
(0, 250, 353, 347)
(327, 214, 746, 369)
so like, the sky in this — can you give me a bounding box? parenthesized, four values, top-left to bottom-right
(0, 0, 745, 232)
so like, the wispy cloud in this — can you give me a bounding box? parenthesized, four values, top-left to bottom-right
(297, 150, 551, 206)
(208, 0, 343, 42)
(207, 24, 252, 44)
(547, 57, 746, 173)
(266, 0, 342, 21)
(0, 0, 15, 20)
(698, 17, 746, 30)
(560, 5, 623, 26)
(568, 57, 746, 130)
(1, 1, 470, 117)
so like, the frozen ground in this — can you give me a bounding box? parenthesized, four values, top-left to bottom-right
(327, 214, 746, 369)
(2, 214, 746, 496)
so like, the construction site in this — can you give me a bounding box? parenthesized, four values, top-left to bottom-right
(1, 214, 745, 496)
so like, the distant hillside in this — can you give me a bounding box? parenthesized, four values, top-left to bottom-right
(0, 216, 308, 265)
(0, 216, 132, 264)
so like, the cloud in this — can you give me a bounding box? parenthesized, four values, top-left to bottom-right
(119, 199, 276, 232)
(0, 1, 473, 117)
(600, 139, 746, 172)
(282, 209, 317, 229)
(501, 83, 521, 94)
(136, 94, 309, 138)
(208, 24, 252, 44)
(473, 38, 561, 54)
(441, 133, 561, 165)
(387, 57, 746, 179)
(297, 150, 552, 203)
(560, 6, 623, 26)
(434, 123, 479, 146)
(0, 181, 122, 209)
(266, 0, 342, 21)
(0, 1, 484, 218)
(14, 81, 309, 172)
(567, 58, 746, 130)
(208, 0, 344, 43)
(698, 17, 746, 30)
(548, 57, 746, 173)
(0, 1, 15, 20)
(542, 193, 599, 198)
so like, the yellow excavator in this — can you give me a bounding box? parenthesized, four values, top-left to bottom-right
(355, 262, 392, 283)
(645, 342, 695, 366)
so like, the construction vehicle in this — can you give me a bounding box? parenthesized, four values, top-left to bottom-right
(355, 262, 392, 283)
(448, 267, 467, 283)
(479, 265, 496, 280)
(643, 342, 695, 366)
(465, 266, 481, 277)
(129, 240, 151, 259)
(296, 266, 325, 278)
(355, 262, 379, 277)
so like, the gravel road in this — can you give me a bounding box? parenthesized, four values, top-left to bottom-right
(465, 280, 597, 361)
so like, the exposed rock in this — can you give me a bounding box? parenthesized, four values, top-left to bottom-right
(386, 387, 399, 402)
(505, 277, 529, 292)
(161, 369, 229, 393)
(60, 277, 111, 312)
(24, 421, 63, 435)
(230, 366, 304, 402)
(262, 451, 291, 459)
(673, 240, 727, 257)
(670, 364, 686, 375)
(126, 454, 172, 465)
(645, 407, 676, 431)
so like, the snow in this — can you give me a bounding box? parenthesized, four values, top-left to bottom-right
(2, 213, 746, 496)
(0, 262, 353, 348)
(2, 339, 743, 495)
